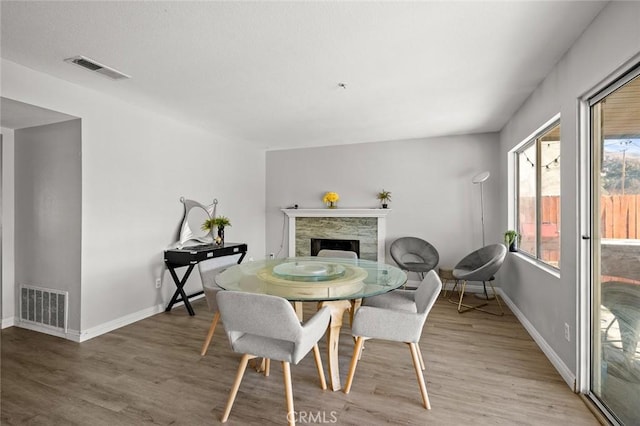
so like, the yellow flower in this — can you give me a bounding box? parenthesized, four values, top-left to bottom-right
(322, 192, 340, 203)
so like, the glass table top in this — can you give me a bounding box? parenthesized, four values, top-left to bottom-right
(272, 261, 346, 282)
(215, 256, 408, 301)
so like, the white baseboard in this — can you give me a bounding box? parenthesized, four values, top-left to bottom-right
(77, 303, 166, 342)
(2, 316, 16, 329)
(14, 320, 81, 341)
(498, 289, 576, 390)
(7, 294, 206, 342)
(77, 295, 206, 342)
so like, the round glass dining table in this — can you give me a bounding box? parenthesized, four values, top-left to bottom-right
(216, 256, 407, 391)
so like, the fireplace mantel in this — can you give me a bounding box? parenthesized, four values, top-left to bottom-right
(282, 208, 391, 218)
(282, 208, 390, 261)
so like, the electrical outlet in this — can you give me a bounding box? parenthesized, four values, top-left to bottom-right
(155, 278, 162, 289)
(564, 323, 570, 341)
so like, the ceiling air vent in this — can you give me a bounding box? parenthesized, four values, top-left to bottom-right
(64, 55, 131, 80)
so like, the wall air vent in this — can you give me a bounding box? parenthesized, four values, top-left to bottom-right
(20, 285, 68, 332)
(64, 55, 131, 80)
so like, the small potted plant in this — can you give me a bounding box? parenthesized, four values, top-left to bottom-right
(203, 216, 232, 245)
(376, 189, 392, 208)
(504, 230, 520, 252)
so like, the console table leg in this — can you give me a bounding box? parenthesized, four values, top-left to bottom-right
(166, 264, 196, 316)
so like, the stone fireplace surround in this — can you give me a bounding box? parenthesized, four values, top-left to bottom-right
(282, 209, 390, 262)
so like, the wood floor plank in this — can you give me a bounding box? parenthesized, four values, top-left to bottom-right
(1, 297, 598, 425)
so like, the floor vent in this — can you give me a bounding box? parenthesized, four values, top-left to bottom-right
(20, 285, 68, 332)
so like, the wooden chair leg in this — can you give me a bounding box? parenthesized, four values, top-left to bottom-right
(312, 344, 327, 390)
(200, 312, 220, 356)
(282, 361, 295, 426)
(293, 301, 304, 322)
(349, 298, 362, 327)
(416, 342, 425, 371)
(221, 353, 252, 422)
(264, 358, 271, 377)
(344, 336, 365, 394)
(408, 342, 431, 409)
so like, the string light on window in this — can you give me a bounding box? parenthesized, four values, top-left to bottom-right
(543, 155, 560, 171)
(523, 152, 535, 167)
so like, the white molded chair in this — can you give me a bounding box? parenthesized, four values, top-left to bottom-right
(216, 291, 331, 425)
(344, 270, 442, 409)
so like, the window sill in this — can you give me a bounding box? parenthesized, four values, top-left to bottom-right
(509, 251, 561, 279)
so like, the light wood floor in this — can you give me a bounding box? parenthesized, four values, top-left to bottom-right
(1, 296, 599, 425)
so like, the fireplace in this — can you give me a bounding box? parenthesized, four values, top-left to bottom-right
(311, 238, 360, 257)
(282, 208, 391, 261)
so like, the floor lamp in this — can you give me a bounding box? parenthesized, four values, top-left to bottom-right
(472, 171, 490, 247)
(472, 171, 493, 300)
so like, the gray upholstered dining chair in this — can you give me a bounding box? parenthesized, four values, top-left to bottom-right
(344, 270, 442, 409)
(216, 291, 331, 425)
(198, 258, 229, 356)
(317, 249, 360, 325)
(390, 237, 439, 286)
(451, 244, 507, 316)
(317, 249, 358, 259)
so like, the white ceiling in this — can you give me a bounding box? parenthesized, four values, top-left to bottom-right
(0, 1, 607, 150)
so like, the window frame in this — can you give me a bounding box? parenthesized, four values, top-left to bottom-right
(512, 115, 561, 270)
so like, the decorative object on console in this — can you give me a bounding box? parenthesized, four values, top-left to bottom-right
(322, 191, 340, 209)
(176, 197, 217, 248)
(203, 215, 231, 246)
(504, 230, 520, 252)
(376, 189, 392, 208)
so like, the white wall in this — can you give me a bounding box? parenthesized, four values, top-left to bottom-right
(498, 1, 640, 376)
(15, 120, 82, 331)
(1, 127, 15, 327)
(1, 59, 266, 338)
(266, 133, 501, 274)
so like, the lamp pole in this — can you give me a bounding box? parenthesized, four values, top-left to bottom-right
(472, 171, 490, 248)
(480, 181, 485, 246)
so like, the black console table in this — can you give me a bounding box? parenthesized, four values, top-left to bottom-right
(164, 242, 248, 316)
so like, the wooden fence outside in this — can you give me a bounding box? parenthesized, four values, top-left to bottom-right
(521, 194, 640, 240)
(600, 194, 640, 239)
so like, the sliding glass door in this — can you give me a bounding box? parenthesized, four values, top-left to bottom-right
(590, 72, 640, 425)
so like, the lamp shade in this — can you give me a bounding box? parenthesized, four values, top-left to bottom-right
(472, 171, 490, 184)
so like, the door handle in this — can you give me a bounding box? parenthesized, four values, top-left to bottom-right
(582, 235, 591, 240)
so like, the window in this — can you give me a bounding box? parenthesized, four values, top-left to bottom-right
(515, 121, 561, 268)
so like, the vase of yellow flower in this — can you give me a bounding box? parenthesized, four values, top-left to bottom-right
(322, 191, 340, 209)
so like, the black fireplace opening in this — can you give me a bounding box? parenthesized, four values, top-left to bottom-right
(310, 238, 360, 257)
